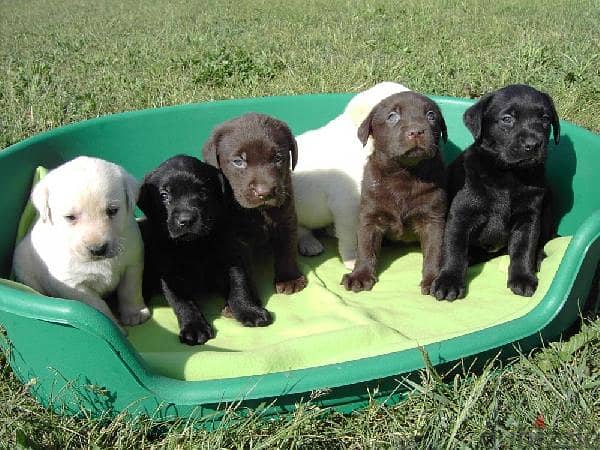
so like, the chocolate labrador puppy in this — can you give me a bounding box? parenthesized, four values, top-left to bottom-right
(202, 113, 307, 294)
(138, 155, 272, 345)
(341, 91, 448, 293)
(431, 84, 560, 300)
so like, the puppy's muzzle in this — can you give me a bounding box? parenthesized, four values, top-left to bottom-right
(88, 242, 109, 258)
(248, 183, 281, 207)
(521, 136, 542, 153)
(175, 211, 198, 228)
(406, 128, 425, 141)
(251, 183, 274, 200)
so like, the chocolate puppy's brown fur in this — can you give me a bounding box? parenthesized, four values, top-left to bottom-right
(202, 113, 307, 294)
(341, 92, 448, 294)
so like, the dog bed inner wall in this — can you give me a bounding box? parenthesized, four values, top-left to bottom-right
(128, 236, 570, 381)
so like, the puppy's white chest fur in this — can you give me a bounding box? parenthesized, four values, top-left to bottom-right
(61, 256, 122, 294)
(29, 222, 126, 296)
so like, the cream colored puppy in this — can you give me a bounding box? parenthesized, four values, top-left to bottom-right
(13, 156, 150, 333)
(293, 82, 410, 268)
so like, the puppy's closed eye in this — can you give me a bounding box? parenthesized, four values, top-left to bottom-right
(196, 189, 210, 201)
(64, 214, 78, 224)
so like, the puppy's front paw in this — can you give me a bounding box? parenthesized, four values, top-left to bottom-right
(179, 322, 215, 346)
(120, 305, 151, 326)
(508, 273, 538, 297)
(234, 305, 273, 327)
(341, 269, 378, 292)
(298, 233, 324, 256)
(430, 272, 466, 301)
(420, 274, 437, 295)
(275, 275, 308, 294)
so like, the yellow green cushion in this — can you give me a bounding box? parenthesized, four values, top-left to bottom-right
(128, 236, 570, 381)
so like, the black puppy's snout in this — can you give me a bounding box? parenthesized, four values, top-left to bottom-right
(175, 211, 198, 227)
(88, 242, 108, 257)
(406, 128, 425, 140)
(521, 136, 542, 152)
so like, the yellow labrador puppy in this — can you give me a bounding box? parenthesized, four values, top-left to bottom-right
(13, 156, 150, 333)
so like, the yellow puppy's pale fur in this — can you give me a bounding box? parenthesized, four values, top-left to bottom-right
(292, 82, 410, 268)
(13, 156, 150, 333)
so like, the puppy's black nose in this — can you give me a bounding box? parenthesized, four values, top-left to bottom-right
(406, 129, 425, 140)
(89, 243, 108, 257)
(176, 212, 197, 227)
(522, 137, 542, 152)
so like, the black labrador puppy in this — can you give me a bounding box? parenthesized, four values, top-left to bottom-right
(138, 155, 272, 345)
(202, 113, 307, 295)
(341, 91, 448, 294)
(431, 84, 560, 300)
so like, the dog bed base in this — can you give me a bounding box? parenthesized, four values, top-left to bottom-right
(0, 93, 599, 423)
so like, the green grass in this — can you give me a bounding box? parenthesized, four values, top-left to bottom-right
(2, 321, 599, 448)
(1, 0, 599, 447)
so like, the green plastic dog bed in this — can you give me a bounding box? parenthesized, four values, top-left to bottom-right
(0, 93, 599, 422)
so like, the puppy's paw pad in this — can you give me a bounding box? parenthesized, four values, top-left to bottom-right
(508, 273, 538, 297)
(236, 306, 273, 327)
(120, 306, 151, 326)
(298, 234, 324, 256)
(275, 275, 308, 294)
(341, 270, 377, 292)
(179, 323, 215, 346)
(430, 273, 466, 301)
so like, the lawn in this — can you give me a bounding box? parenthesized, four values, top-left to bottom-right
(1, 0, 599, 447)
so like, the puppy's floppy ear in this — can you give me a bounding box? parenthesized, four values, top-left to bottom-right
(542, 92, 560, 144)
(136, 171, 157, 218)
(436, 105, 448, 143)
(290, 136, 298, 171)
(31, 176, 51, 223)
(202, 124, 229, 169)
(217, 172, 227, 195)
(120, 169, 139, 214)
(357, 108, 375, 146)
(463, 92, 494, 141)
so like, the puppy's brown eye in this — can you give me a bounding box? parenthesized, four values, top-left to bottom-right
(231, 157, 247, 169)
(106, 207, 119, 217)
(541, 115, 551, 125)
(64, 214, 77, 223)
(501, 115, 515, 125)
(159, 191, 170, 202)
(386, 111, 400, 124)
(426, 110, 436, 122)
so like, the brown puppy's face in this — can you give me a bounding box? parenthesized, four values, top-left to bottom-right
(202, 113, 298, 209)
(358, 92, 447, 166)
